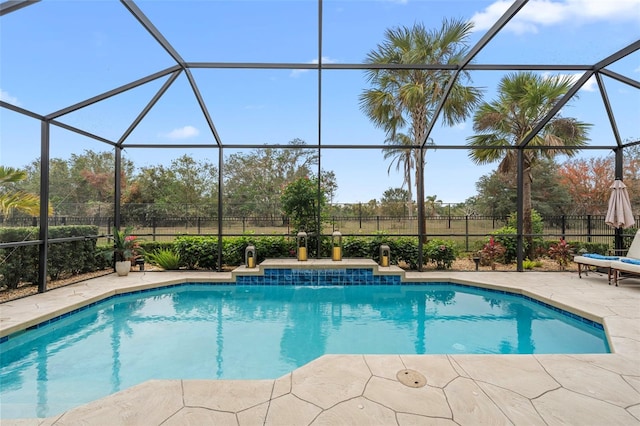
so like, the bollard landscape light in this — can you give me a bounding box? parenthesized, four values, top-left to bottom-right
(245, 245, 256, 268)
(380, 244, 390, 267)
(297, 231, 308, 261)
(332, 231, 342, 261)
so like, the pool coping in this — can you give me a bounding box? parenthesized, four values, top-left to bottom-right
(1, 261, 606, 343)
(1, 263, 639, 424)
(0, 259, 625, 345)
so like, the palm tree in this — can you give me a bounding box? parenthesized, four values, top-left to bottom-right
(383, 132, 414, 216)
(467, 72, 590, 258)
(360, 19, 482, 233)
(0, 166, 52, 217)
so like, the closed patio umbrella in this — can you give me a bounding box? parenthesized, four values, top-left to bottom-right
(605, 179, 635, 229)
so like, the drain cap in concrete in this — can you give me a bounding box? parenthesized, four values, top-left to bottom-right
(396, 369, 426, 388)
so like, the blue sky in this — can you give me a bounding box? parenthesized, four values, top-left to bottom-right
(1, 0, 639, 204)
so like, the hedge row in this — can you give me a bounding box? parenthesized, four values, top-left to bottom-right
(2, 225, 626, 290)
(0, 226, 107, 290)
(141, 235, 457, 271)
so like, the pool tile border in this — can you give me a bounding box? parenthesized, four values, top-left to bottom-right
(0, 267, 605, 344)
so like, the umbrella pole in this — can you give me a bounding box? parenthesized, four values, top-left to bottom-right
(614, 227, 623, 255)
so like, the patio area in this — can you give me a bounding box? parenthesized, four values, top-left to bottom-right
(1, 266, 639, 425)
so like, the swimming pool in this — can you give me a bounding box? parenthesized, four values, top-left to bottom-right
(0, 279, 609, 419)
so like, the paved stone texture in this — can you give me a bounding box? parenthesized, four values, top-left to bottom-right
(1, 266, 639, 425)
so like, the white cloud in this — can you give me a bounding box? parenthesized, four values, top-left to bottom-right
(290, 56, 339, 78)
(161, 125, 199, 139)
(0, 89, 20, 106)
(543, 72, 598, 92)
(565, 72, 597, 92)
(471, 0, 640, 34)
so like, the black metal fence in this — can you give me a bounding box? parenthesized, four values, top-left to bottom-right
(2, 214, 637, 251)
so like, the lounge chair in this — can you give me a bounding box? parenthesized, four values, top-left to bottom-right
(574, 253, 620, 284)
(574, 230, 640, 285)
(610, 230, 640, 286)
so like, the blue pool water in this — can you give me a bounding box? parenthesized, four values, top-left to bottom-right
(1, 281, 609, 418)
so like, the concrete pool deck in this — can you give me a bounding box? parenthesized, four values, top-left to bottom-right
(1, 263, 639, 425)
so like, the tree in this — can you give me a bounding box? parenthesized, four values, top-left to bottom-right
(68, 150, 135, 207)
(557, 143, 640, 214)
(224, 139, 318, 216)
(474, 172, 516, 218)
(281, 176, 327, 234)
(20, 158, 71, 214)
(281, 176, 329, 256)
(557, 156, 613, 214)
(424, 195, 443, 217)
(360, 19, 482, 237)
(380, 187, 409, 216)
(382, 134, 415, 216)
(130, 155, 218, 217)
(467, 72, 590, 258)
(19, 151, 133, 216)
(474, 159, 573, 218)
(166, 155, 217, 209)
(0, 166, 51, 217)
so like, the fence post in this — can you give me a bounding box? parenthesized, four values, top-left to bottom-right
(359, 203, 362, 229)
(561, 215, 566, 240)
(197, 217, 201, 234)
(465, 215, 469, 252)
(242, 217, 246, 233)
(152, 217, 157, 242)
(377, 216, 380, 231)
(587, 214, 592, 243)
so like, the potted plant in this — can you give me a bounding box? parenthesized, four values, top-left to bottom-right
(111, 226, 143, 276)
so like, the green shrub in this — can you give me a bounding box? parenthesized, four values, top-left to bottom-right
(147, 249, 182, 270)
(393, 237, 426, 269)
(0, 228, 39, 289)
(507, 210, 544, 233)
(95, 244, 113, 269)
(425, 239, 457, 269)
(342, 236, 373, 258)
(568, 241, 609, 255)
(253, 236, 295, 261)
(222, 236, 250, 266)
(492, 226, 518, 263)
(522, 259, 542, 269)
(139, 241, 173, 256)
(0, 225, 101, 289)
(173, 236, 217, 269)
(507, 209, 545, 255)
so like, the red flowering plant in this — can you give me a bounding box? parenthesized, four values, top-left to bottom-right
(548, 238, 572, 270)
(481, 236, 506, 270)
(111, 226, 144, 262)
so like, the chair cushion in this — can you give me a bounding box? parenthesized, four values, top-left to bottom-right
(582, 253, 619, 260)
(620, 258, 640, 265)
